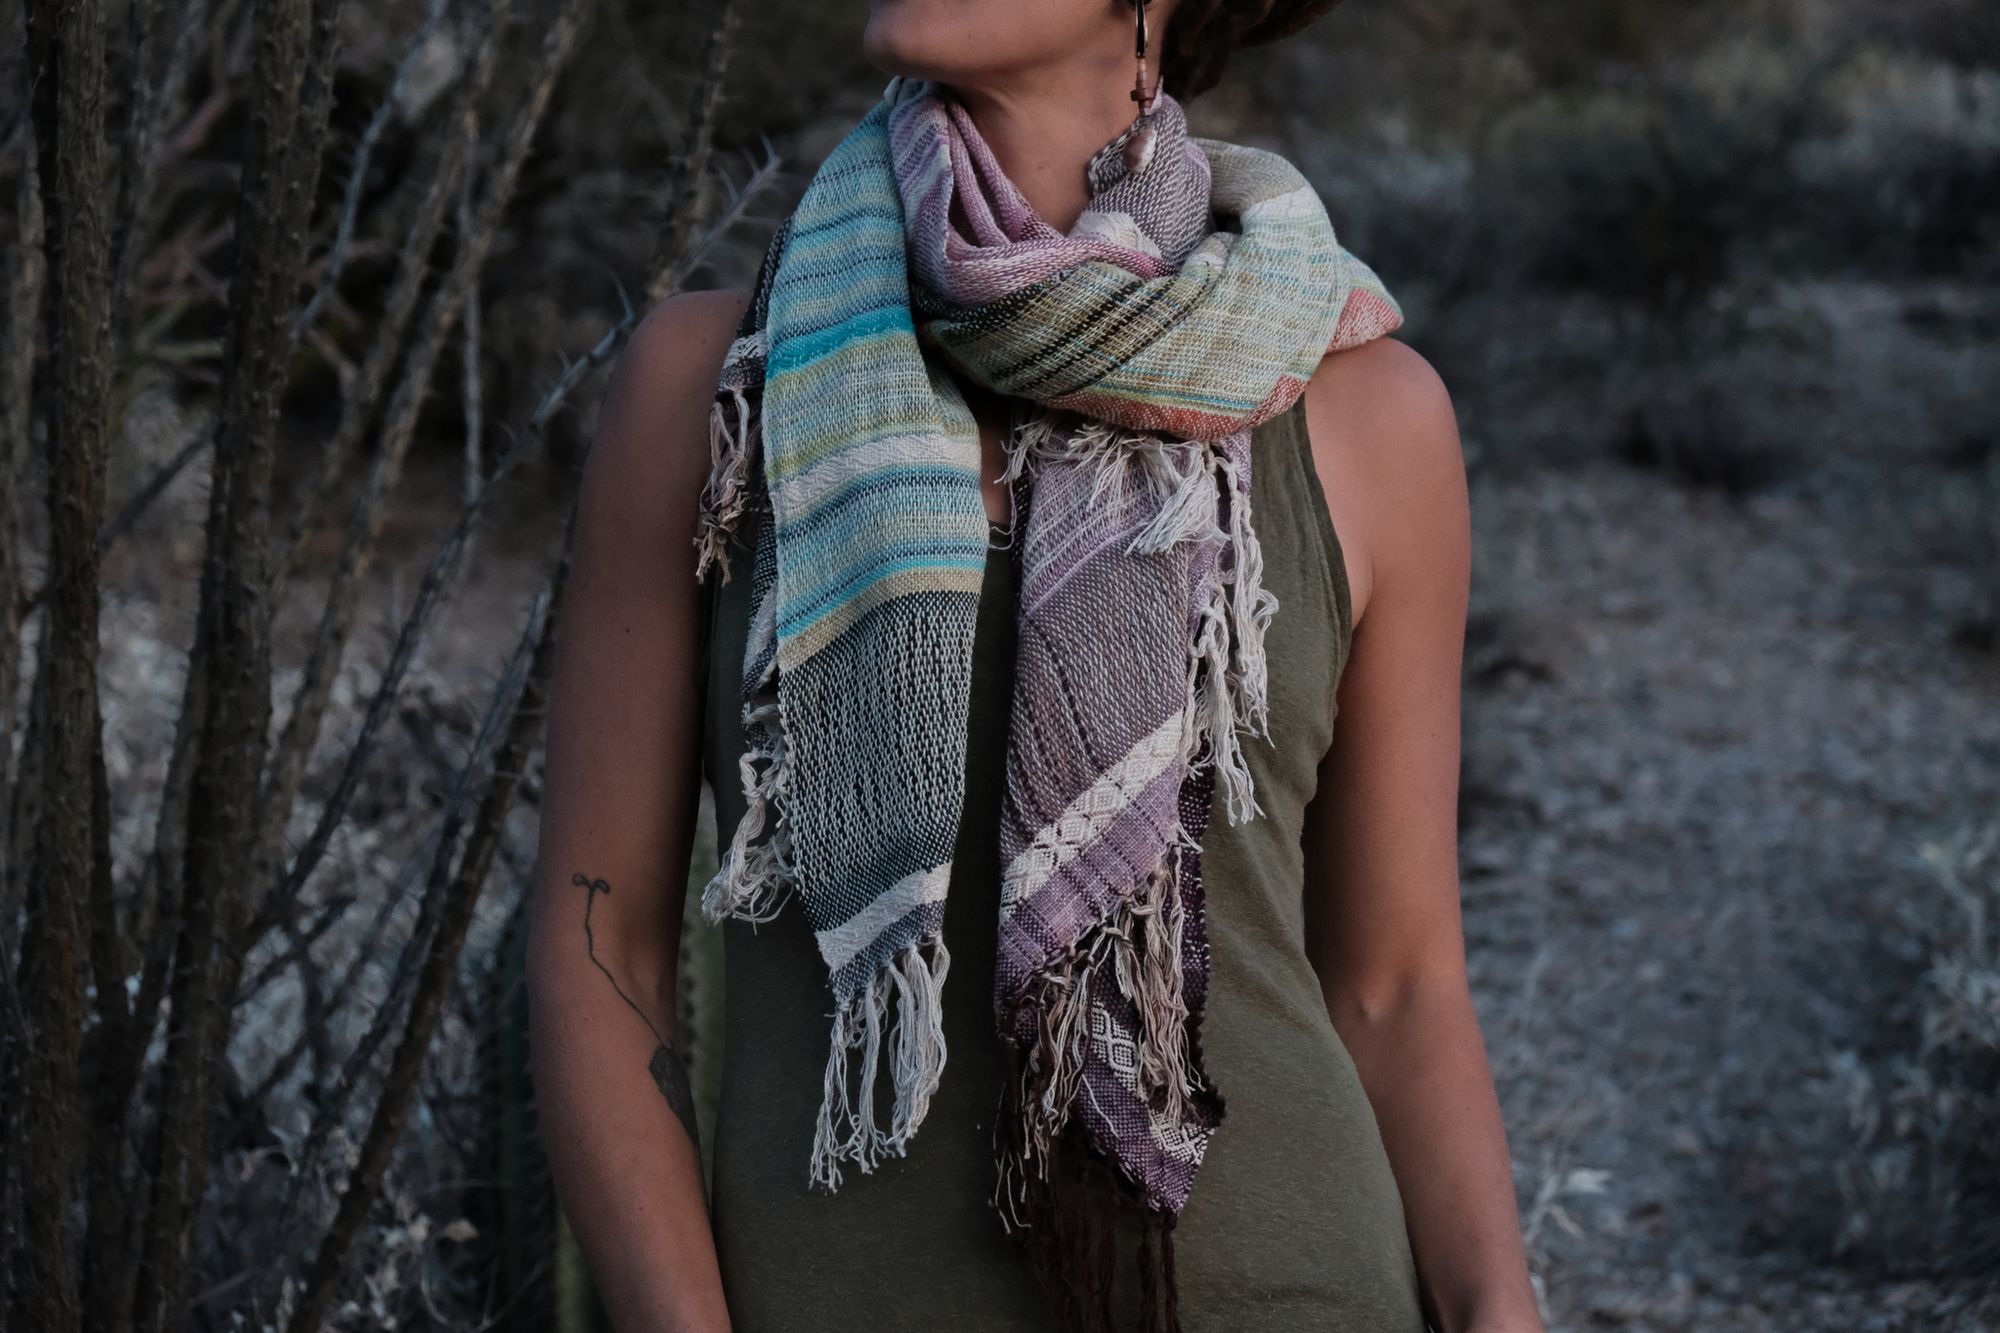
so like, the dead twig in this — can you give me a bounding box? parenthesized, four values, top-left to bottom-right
(259, 0, 586, 926)
(459, 153, 485, 515)
(532, 147, 777, 434)
(269, 550, 548, 1249)
(292, 0, 451, 346)
(647, 0, 739, 304)
(258, 418, 537, 951)
(287, 556, 565, 1333)
(272, 2, 503, 598)
(110, 0, 209, 348)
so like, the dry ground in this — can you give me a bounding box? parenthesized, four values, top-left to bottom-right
(1454, 278, 2000, 1330)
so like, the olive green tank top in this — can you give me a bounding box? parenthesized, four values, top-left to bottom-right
(697, 400, 1424, 1332)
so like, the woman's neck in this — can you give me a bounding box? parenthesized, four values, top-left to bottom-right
(949, 71, 1138, 234)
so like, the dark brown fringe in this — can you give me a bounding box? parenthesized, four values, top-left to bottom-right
(1137, 1207, 1180, 1333)
(995, 1046, 1187, 1333)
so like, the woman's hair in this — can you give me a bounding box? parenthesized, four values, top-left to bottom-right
(1160, 0, 1349, 100)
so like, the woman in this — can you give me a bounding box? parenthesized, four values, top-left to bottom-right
(525, 1, 1541, 1329)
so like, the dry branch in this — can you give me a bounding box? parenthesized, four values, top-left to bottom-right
(129, 2, 339, 1326)
(0, 152, 32, 1284)
(647, 0, 739, 304)
(293, 0, 450, 346)
(532, 146, 777, 433)
(267, 496, 551, 1215)
(4, 0, 769, 1321)
(287, 557, 567, 1333)
(504, 1, 760, 512)
(272, 5, 502, 597)
(251, 167, 777, 1272)
(15, 0, 116, 1322)
(110, 0, 209, 345)
(271, 0, 761, 1305)
(459, 160, 485, 509)
(257, 0, 588, 892)
(94, 414, 213, 553)
(0, 88, 43, 920)
(15, 0, 114, 1328)
(261, 419, 538, 936)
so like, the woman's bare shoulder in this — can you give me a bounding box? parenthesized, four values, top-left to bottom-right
(621, 287, 752, 384)
(579, 288, 752, 540)
(597, 288, 752, 465)
(1299, 335, 1468, 623)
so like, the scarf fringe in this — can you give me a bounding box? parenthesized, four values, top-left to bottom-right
(994, 849, 1205, 1230)
(1190, 447, 1276, 827)
(810, 936, 953, 1190)
(700, 611, 794, 924)
(700, 737, 794, 924)
(998, 1130, 1186, 1333)
(1127, 443, 1223, 558)
(695, 375, 760, 583)
(1112, 857, 1201, 1124)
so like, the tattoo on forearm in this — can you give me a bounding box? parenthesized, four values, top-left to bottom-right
(648, 1045, 700, 1148)
(572, 872, 703, 1158)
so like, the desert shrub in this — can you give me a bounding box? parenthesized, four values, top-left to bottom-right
(1895, 0, 2000, 73)
(1791, 52, 2000, 277)
(1474, 33, 1853, 312)
(1827, 819, 2000, 1279)
(1436, 58, 1840, 484)
(1486, 0, 1747, 93)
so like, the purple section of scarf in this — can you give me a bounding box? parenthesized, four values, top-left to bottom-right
(997, 759, 1187, 1032)
(994, 427, 1235, 1213)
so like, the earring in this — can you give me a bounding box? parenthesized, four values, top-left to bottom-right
(1123, 0, 1161, 173)
(1130, 0, 1160, 116)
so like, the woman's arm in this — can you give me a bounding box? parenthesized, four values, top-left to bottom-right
(525, 290, 748, 1333)
(1299, 340, 1542, 1333)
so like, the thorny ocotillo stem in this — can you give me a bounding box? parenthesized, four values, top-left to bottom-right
(128, 0, 336, 1328)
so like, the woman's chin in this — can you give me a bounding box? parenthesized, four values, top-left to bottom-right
(860, 23, 948, 83)
(860, 2, 1036, 87)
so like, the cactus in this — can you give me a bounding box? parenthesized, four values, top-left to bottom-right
(678, 793, 728, 1173)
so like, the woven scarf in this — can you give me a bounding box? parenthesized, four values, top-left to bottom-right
(695, 78, 1400, 1325)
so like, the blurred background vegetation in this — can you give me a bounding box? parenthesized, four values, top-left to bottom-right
(1, 0, 1995, 1328)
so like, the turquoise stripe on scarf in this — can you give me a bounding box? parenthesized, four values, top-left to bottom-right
(763, 98, 986, 674)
